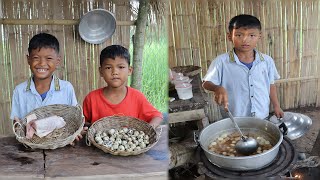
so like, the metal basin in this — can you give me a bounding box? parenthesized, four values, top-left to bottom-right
(79, 9, 116, 44)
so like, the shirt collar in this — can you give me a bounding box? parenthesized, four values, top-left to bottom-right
(25, 74, 60, 92)
(228, 49, 265, 63)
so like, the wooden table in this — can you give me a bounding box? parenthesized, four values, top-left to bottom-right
(0, 125, 169, 180)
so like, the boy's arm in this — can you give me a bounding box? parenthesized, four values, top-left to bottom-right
(149, 117, 163, 128)
(70, 86, 78, 106)
(202, 81, 229, 110)
(270, 84, 283, 118)
(72, 96, 92, 145)
(10, 88, 21, 123)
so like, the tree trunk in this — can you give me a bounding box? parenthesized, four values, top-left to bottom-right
(131, 0, 150, 90)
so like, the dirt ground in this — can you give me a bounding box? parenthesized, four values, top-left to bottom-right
(279, 106, 320, 180)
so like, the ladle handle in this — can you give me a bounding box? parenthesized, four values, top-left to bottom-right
(226, 110, 245, 138)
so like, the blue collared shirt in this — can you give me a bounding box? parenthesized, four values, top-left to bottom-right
(10, 75, 78, 120)
(203, 49, 280, 119)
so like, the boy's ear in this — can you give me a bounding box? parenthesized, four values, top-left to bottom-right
(128, 66, 133, 75)
(27, 55, 31, 65)
(56, 55, 61, 66)
(258, 32, 262, 39)
(227, 32, 232, 41)
(99, 67, 103, 77)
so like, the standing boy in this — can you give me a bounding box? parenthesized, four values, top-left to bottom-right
(83, 45, 163, 128)
(10, 33, 78, 121)
(202, 14, 283, 119)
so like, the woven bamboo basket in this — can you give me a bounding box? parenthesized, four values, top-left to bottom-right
(171, 65, 202, 77)
(13, 104, 84, 149)
(87, 116, 161, 156)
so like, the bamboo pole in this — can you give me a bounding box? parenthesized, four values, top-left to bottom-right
(168, 1, 177, 67)
(316, 0, 320, 106)
(0, 19, 136, 26)
(275, 76, 318, 84)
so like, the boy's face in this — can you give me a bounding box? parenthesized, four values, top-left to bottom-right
(27, 48, 60, 81)
(228, 27, 261, 53)
(99, 57, 133, 88)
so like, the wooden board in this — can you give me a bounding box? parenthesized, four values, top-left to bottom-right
(169, 109, 206, 124)
(169, 91, 208, 113)
(0, 136, 44, 179)
(169, 71, 208, 113)
(44, 125, 169, 179)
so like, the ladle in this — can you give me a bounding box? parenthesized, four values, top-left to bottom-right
(226, 109, 258, 155)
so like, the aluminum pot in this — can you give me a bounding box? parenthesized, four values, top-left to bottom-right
(198, 117, 283, 171)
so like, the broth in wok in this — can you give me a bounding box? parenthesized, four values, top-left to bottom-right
(208, 131, 273, 156)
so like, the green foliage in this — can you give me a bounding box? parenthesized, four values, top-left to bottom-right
(141, 38, 168, 113)
(129, 30, 168, 113)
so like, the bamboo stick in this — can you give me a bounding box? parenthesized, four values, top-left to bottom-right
(0, 19, 136, 26)
(275, 76, 318, 84)
(316, 0, 320, 106)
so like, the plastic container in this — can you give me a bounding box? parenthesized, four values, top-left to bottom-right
(175, 83, 193, 100)
(172, 72, 183, 80)
(171, 76, 191, 85)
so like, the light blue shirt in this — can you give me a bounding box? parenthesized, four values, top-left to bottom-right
(203, 49, 280, 119)
(10, 75, 78, 120)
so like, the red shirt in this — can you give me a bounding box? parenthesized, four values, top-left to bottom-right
(83, 87, 163, 124)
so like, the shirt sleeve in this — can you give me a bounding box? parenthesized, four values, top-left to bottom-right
(138, 93, 163, 123)
(10, 88, 20, 120)
(203, 57, 223, 85)
(267, 57, 280, 84)
(82, 94, 92, 123)
(68, 83, 78, 106)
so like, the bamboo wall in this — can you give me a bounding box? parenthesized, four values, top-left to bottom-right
(169, 0, 320, 121)
(0, 0, 135, 135)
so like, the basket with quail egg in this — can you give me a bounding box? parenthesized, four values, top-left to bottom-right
(86, 116, 160, 156)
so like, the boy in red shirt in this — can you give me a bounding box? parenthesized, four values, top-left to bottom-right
(83, 45, 163, 128)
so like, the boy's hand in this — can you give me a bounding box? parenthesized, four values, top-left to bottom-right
(213, 86, 229, 110)
(149, 117, 163, 129)
(13, 116, 22, 124)
(274, 106, 284, 118)
(70, 126, 88, 146)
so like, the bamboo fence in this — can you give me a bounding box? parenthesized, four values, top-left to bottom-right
(0, 0, 167, 135)
(169, 0, 320, 122)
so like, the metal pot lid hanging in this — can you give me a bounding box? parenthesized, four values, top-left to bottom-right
(269, 112, 312, 140)
(78, 9, 116, 44)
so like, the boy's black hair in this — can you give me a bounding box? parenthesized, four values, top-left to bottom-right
(228, 14, 261, 32)
(28, 33, 60, 54)
(100, 45, 130, 66)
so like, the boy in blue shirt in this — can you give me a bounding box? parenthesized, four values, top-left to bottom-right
(203, 14, 283, 119)
(10, 33, 78, 122)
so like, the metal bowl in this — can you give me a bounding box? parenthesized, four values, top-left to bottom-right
(79, 9, 116, 44)
(269, 112, 312, 140)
